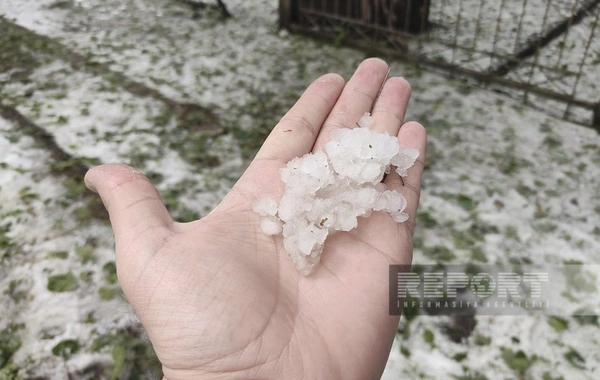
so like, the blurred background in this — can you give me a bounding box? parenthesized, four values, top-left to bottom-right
(0, 0, 599, 378)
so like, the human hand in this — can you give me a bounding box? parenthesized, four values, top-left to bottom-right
(84, 58, 426, 380)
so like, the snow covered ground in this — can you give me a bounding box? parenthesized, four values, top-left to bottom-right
(1, 0, 599, 379)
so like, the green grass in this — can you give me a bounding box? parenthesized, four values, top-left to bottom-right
(47, 272, 78, 292)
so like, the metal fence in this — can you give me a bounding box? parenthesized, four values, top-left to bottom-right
(280, 0, 600, 130)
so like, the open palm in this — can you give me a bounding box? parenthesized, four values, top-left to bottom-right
(85, 58, 426, 380)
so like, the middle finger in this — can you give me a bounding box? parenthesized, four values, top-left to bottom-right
(312, 58, 390, 151)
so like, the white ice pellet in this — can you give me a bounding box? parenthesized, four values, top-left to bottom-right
(392, 212, 409, 223)
(392, 148, 420, 177)
(254, 113, 419, 275)
(260, 216, 282, 235)
(252, 197, 278, 216)
(358, 112, 375, 129)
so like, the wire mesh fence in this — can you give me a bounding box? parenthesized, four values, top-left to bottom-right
(279, 0, 600, 130)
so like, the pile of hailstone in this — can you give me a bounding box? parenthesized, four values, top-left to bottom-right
(253, 113, 419, 275)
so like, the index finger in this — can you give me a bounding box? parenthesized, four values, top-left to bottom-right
(252, 73, 345, 164)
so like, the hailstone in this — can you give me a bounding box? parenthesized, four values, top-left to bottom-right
(253, 113, 419, 275)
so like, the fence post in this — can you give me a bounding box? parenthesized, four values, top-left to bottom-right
(279, 0, 292, 30)
(411, 0, 430, 33)
(593, 103, 600, 133)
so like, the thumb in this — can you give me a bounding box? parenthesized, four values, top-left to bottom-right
(84, 164, 174, 267)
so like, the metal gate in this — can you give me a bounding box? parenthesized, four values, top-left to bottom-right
(280, 0, 600, 131)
